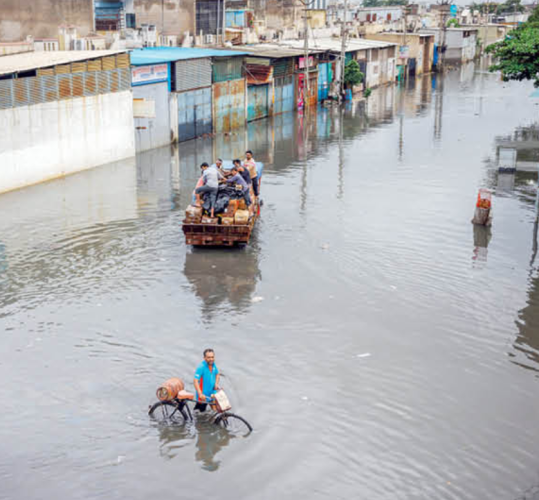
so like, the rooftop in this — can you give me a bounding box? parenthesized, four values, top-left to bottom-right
(0, 50, 127, 76)
(358, 5, 405, 10)
(369, 31, 435, 38)
(421, 27, 479, 32)
(225, 44, 323, 58)
(280, 37, 397, 53)
(130, 47, 248, 65)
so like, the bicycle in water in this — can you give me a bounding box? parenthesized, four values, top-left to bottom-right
(148, 387, 252, 435)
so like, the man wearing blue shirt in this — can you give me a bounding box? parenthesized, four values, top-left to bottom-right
(193, 348, 220, 412)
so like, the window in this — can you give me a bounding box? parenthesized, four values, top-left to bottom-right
(367, 13, 371, 22)
(387, 13, 391, 21)
(126, 13, 136, 29)
(370, 48, 379, 61)
(388, 46, 395, 57)
(373, 13, 377, 21)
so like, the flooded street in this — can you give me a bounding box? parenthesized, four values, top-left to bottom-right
(2, 61, 539, 500)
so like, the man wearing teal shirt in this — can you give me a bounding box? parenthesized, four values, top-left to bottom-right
(193, 348, 220, 412)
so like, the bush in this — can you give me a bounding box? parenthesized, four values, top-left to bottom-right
(344, 60, 364, 88)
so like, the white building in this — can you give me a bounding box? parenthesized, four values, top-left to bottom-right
(0, 51, 135, 194)
(280, 37, 397, 89)
(420, 27, 478, 62)
(357, 6, 404, 23)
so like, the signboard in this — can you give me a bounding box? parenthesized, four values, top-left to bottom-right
(298, 56, 315, 69)
(399, 45, 409, 60)
(133, 98, 156, 118)
(131, 64, 169, 86)
(450, 4, 457, 17)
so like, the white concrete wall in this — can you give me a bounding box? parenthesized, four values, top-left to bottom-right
(367, 60, 380, 88)
(462, 33, 477, 61)
(0, 90, 135, 194)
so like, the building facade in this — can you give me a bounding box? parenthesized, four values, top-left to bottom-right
(0, 0, 94, 42)
(366, 32, 435, 76)
(0, 51, 135, 194)
(421, 27, 478, 62)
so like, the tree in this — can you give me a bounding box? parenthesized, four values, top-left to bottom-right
(487, 5, 539, 86)
(470, 2, 499, 14)
(447, 18, 460, 27)
(344, 60, 364, 88)
(496, 0, 524, 14)
(363, 0, 382, 7)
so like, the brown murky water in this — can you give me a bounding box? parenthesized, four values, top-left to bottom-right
(1, 61, 539, 500)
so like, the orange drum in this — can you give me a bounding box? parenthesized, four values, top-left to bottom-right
(156, 377, 185, 401)
(476, 189, 492, 209)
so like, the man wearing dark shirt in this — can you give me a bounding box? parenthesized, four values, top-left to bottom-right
(226, 166, 251, 207)
(234, 159, 251, 185)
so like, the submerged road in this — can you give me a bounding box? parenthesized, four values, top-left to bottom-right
(1, 61, 539, 500)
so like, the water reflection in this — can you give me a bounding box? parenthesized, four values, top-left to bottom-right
(193, 418, 231, 472)
(513, 273, 539, 375)
(157, 417, 231, 471)
(183, 244, 261, 320)
(157, 423, 192, 461)
(472, 224, 492, 265)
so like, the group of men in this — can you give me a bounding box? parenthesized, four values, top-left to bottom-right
(195, 150, 259, 218)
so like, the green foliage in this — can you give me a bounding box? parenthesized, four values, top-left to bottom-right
(487, 5, 539, 86)
(496, 0, 524, 14)
(470, 2, 499, 14)
(471, 0, 523, 14)
(344, 60, 364, 88)
(447, 18, 460, 27)
(364, 87, 372, 99)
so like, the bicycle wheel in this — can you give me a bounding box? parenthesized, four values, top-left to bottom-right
(148, 401, 188, 424)
(214, 412, 252, 434)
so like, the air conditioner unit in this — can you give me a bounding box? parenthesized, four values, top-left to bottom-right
(204, 34, 215, 44)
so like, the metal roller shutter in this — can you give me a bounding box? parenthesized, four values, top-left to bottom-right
(174, 58, 212, 92)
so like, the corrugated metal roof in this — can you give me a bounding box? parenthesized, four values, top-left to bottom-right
(368, 32, 435, 38)
(280, 38, 397, 53)
(0, 50, 127, 76)
(421, 27, 479, 32)
(226, 44, 323, 58)
(130, 47, 247, 66)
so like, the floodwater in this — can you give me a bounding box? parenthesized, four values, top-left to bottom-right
(1, 60, 539, 500)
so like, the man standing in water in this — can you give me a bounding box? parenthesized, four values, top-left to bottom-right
(193, 348, 220, 412)
(244, 150, 259, 198)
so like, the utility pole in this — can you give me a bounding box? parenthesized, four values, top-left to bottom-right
(161, 0, 165, 39)
(402, 6, 408, 79)
(304, 2, 310, 107)
(438, 1, 450, 70)
(339, 0, 348, 102)
(483, 0, 490, 52)
(222, 0, 227, 46)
